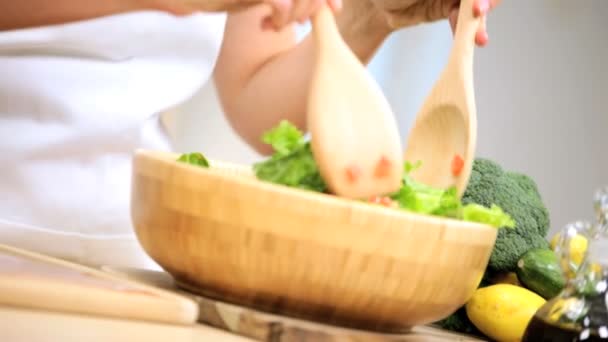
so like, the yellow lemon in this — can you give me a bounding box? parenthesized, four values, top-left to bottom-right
(550, 233, 588, 265)
(466, 284, 545, 342)
(591, 262, 603, 274)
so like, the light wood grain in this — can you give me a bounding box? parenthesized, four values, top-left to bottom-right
(307, 4, 403, 199)
(403, 0, 481, 197)
(0, 244, 199, 325)
(0, 306, 252, 342)
(104, 266, 486, 342)
(131, 150, 497, 332)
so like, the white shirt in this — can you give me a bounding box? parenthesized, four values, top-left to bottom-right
(0, 10, 227, 269)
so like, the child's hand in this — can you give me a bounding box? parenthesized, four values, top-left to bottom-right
(368, 0, 502, 46)
(163, 0, 342, 31)
(449, 0, 502, 46)
(259, 0, 343, 30)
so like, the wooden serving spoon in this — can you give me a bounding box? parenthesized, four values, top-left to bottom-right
(403, 0, 482, 197)
(307, 4, 403, 200)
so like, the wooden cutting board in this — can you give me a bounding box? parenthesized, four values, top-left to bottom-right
(103, 266, 485, 342)
(0, 244, 199, 325)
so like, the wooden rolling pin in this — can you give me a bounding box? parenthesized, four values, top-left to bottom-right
(0, 244, 198, 325)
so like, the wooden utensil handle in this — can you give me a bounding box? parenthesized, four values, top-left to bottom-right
(450, 0, 482, 71)
(311, 4, 342, 50)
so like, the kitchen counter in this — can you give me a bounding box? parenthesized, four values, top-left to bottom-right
(0, 244, 483, 341)
(0, 306, 253, 342)
(0, 306, 482, 342)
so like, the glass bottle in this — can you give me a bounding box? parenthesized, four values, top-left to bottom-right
(522, 187, 608, 341)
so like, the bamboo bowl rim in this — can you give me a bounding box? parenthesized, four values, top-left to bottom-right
(134, 149, 497, 236)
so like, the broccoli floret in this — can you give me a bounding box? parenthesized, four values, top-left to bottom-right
(462, 158, 551, 273)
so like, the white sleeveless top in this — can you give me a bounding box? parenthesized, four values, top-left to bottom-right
(0, 11, 227, 269)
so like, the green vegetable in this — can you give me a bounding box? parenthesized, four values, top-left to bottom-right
(516, 248, 565, 299)
(259, 120, 306, 157)
(253, 121, 514, 229)
(462, 158, 551, 273)
(253, 143, 327, 192)
(253, 121, 327, 192)
(391, 162, 462, 218)
(462, 204, 516, 229)
(391, 162, 514, 227)
(177, 152, 209, 168)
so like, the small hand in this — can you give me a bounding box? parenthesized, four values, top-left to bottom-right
(163, 0, 342, 31)
(259, 0, 343, 31)
(367, 0, 502, 46)
(448, 0, 502, 46)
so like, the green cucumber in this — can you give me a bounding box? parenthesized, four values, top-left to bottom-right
(516, 248, 565, 299)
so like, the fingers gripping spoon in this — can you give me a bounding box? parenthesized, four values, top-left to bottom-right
(403, 0, 481, 197)
(307, 4, 403, 199)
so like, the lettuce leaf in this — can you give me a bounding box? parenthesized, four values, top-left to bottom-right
(462, 203, 516, 228)
(252, 120, 514, 228)
(253, 121, 326, 192)
(177, 152, 209, 168)
(261, 120, 306, 157)
(390, 162, 461, 218)
(253, 142, 327, 192)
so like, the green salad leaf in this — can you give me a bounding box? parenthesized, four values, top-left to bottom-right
(391, 161, 462, 218)
(253, 121, 327, 192)
(177, 152, 209, 168)
(254, 142, 327, 192)
(389, 163, 515, 227)
(462, 203, 516, 228)
(261, 120, 306, 157)
(236, 120, 515, 229)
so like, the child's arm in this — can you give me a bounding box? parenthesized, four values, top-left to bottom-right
(0, 1, 166, 31)
(213, 2, 390, 155)
(0, 1, 338, 32)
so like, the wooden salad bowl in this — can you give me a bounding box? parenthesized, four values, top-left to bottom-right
(130, 149, 497, 332)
